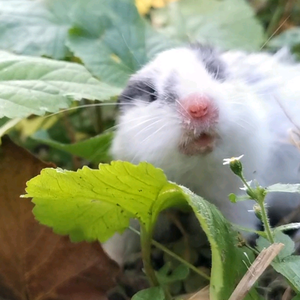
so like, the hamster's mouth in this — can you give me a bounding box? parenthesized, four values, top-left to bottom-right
(179, 132, 217, 156)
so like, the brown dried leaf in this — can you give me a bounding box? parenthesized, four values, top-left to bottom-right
(179, 286, 210, 300)
(0, 136, 120, 300)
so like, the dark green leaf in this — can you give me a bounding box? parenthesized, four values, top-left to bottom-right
(157, 264, 189, 285)
(0, 0, 73, 59)
(180, 186, 256, 300)
(152, 0, 265, 50)
(268, 28, 300, 50)
(131, 286, 165, 300)
(257, 231, 295, 260)
(0, 50, 121, 118)
(67, 0, 179, 87)
(272, 256, 300, 292)
(33, 131, 113, 163)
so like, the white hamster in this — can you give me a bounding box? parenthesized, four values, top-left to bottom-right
(104, 44, 300, 265)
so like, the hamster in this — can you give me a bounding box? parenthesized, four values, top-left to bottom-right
(103, 44, 300, 265)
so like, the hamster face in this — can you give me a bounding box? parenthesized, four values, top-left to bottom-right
(112, 45, 270, 181)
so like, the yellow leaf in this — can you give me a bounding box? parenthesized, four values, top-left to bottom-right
(16, 115, 59, 138)
(136, 0, 178, 15)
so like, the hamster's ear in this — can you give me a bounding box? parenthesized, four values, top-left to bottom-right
(117, 79, 158, 110)
(189, 43, 227, 81)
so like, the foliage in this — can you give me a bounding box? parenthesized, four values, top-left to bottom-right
(0, 0, 299, 299)
(24, 161, 257, 299)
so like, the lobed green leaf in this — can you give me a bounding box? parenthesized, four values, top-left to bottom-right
(0, 51, 121, 118)
(0, 0, 73, 59)
(24, 162, 184, 241)
(67, 0, 179, 87)
(152, 0, 265, 51)
(24, 161, 259, 299)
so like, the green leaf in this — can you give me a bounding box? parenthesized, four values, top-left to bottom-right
(0, 0, 73, 59)
(24, 162, 184, 241)
(255, 229, 300, 292)
(257, 231, 295, 260)
(275, 223, 300, 233)
(131, 286, 165, 300)
(67, 0, 179, 87)
(272, 256, 300, 292)
(268, 27, 300, 50)
(228, 193, 250, 203)
(157, 264, 189, 285)
(266, 183, 300, 194)
(24, 161, 260, 299)
(0, 50, 121, 118)
(152, 0, 265, 51)
(291, 293, 300, 300)
(228, 193, 237, 203)
(180, 186, 256, 300)
(33, 131, 113, 163)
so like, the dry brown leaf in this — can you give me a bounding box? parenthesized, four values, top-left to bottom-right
(179, 286, 210, 300)
(0, 136, 120, 300)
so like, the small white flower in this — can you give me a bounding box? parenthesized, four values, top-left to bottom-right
(222, 154, 244, 165)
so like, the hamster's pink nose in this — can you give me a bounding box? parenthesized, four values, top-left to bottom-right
(183, 95, 211, 119)
(188, 102, 208, 118)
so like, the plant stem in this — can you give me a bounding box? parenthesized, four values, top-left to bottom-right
(140, 225, 173, 300)
(244, 243, 260, 255)
(257, 201, 275, 244)
(140, 225, 159, 287)
(152, 239, 211, 281)
(239, 176, 275, 245)
(130, 226, 210, 281)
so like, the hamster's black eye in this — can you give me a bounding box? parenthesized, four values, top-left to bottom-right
(149, 89, 158, 102)
(118, 79, 158, 106)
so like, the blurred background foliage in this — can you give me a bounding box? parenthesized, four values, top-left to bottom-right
(0, 0, 299, 170)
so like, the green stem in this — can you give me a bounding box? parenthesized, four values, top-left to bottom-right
(244, 243, 259, 255)
(130, 226, 210, 281)
(140, 226, 173, 300)
(258, 201, 275, 244)
(140, 225, 159, 287)
(152, 239, 211, 281)
(239, 176, 275, 244)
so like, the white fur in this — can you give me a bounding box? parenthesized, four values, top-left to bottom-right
(105, 47, 300, 264)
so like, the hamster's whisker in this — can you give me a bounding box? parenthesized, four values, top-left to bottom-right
(233, 118, 255, 131)
(140, 124, 169, 145)
(137, 81, 156, 90)
(108, 116, 161, 131)
(131, 86, 156, 96)
(125, 117, 162, 134)
(132, 119, 164, 140)
(119, 33, 142, 68)
(41, 102, 122, 119)
(214, 65, 220, 80)
(175, 99, 190, 115)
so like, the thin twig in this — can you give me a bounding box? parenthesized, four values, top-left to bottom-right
(261, 15, 290, 50)
(228, 243, 284, 300)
